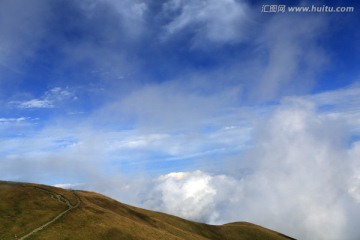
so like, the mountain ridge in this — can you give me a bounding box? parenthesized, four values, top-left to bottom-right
(0, 180, 295, 240)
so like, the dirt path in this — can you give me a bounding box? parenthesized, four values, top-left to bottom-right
(18, 188, 80, 240)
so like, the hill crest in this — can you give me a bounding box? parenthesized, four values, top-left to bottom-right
(0, 181, 295, 240)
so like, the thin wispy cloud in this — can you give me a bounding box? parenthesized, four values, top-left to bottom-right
(17, 99, 54, 109)
(162, 0, 250, 45)
(0, 117, 27, 123)
(9, 87, 76, 109)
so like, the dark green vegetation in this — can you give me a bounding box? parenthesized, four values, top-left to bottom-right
(0, 181, 295, 240)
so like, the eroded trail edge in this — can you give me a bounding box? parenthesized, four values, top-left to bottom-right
(18, 187, 80, 240)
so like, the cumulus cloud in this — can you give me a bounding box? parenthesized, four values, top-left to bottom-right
(156, 171, 218, 221)
(236, 99, 351, 239)
(141, 171, 243, 223)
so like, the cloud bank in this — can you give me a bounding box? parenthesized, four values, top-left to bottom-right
(132, 96, 360, 240)
(37, 87, 358, 240)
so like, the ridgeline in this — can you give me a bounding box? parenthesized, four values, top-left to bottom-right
(0, 181, 295, 240)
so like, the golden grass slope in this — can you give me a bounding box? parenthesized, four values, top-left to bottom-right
(0, 181, 295, 240)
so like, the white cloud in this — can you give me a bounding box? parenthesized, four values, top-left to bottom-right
(0, 117, 27, 123)
(307, 84, 360, 133)
(104, 83, 241, 132)
(45, 87, 75, 101)
(348, 175, 360, 203)
(112, 134, 170, 149)
(76, 0, 148, 39)
(123, 94, 360, 240)
(0, 117, 32, 132)
(11, 87, 76, 109)
(156, 171, 217, 221)
(252, 15, 328, 101)
(219, 98, 359, 240)
(18, 99, 54, 109)
(308, 84, 360, 107)
(53, 183, 83, 189)
(2, 85, 360, 239)
(238, 99, 351, 239)
(147, 170, 242, 223)
(348, 142, 360, 203)
(162, 0, 249, 45)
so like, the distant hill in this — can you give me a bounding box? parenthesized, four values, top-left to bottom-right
(0, 181, 295, 240)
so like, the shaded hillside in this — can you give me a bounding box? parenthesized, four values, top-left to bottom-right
(0, 181, 295, 240)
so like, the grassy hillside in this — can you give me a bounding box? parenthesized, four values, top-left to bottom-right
(0, 181, 295, 240)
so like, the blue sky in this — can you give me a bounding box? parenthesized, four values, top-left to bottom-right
(1, 0, 360, 239)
